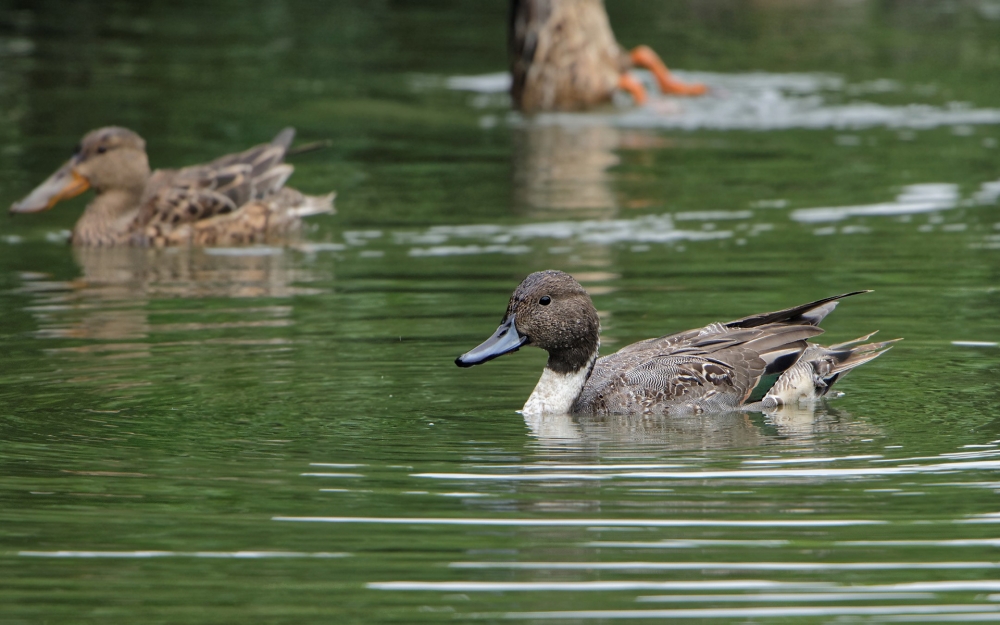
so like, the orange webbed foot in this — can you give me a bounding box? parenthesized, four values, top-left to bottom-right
(617, 73, 648, 105)
(630, 45, 706, 97)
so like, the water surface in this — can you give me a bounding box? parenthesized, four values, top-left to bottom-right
(1, 1, 1000, 623)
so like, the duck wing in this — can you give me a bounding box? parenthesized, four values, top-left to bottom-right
(575, 293, 873, 415)
(610, 291, 870, 361)
(132, 129, 321, 246)
(577, 323, 825, 415)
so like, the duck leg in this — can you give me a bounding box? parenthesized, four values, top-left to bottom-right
(630, 45, 706, 96)
(617, 73, 648, 105)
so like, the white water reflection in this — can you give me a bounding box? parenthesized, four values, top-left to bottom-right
(587, 538, 1000, 549)
(302, 472, 365, 478)
(450, 561, 1000, 571)
(498, 605, 1000, 620)
(20, 550, 347, 558)
(743, 455, 883, 465)
(371, 579, 1000, 593)
(791, 183, 961, 223)
(586, 539, 791, 548)
(17, 176, 996, 266)
(274, 516, 882, 527)
(370, 579, 829, 591)
(386, 176, 1000, 257)
(398, 214, 731, 257)
(638, 592, 931, 602)
(411, 458, 1000, 481)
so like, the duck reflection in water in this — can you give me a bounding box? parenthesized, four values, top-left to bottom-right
(523, 403, 882, 450)
(512, 123, 679, 219)
(18, 247, 325, 387)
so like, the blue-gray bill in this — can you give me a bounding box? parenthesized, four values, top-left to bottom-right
(455, 315, 527, 367)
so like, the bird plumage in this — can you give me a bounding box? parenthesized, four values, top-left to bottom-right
(11, 127, 334, 247)
(457, 271, 895, 416)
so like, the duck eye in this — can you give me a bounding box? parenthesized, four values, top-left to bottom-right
(96, 146, 108, 154)
(539, 296, 551, 306)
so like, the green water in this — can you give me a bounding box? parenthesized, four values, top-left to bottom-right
(2, 1, 1000, 623)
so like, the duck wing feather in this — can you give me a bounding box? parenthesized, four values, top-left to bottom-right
(131, 129, 303, 245)
(576, 323, 825, 415)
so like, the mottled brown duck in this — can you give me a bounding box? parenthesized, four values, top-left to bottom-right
(456, 270, 897, 416)
(509, 0, 707, 112)
(11, 127, 334, 246)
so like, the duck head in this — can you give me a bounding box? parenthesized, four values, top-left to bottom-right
(456, 270, 601, 374)
(11, 127, 150, 214)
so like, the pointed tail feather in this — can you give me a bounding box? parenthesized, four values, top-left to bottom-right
(762, 333, 899, 407)
(253, 164, 294, 199)
(727, 291, 871, 329)
(825, 335, 901, 379)
(271, 127, 296, 150)
(828, 330, 880, 350)
(285, 140, 332, 158)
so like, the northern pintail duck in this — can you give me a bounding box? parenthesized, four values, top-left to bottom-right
(11, 127, 334, 246)
(456, 270, 897, 416)
(509, 0, 706, 112)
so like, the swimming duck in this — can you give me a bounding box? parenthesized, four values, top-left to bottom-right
(509, 0, 706, 112)
(456, 271, 896, 416)
(10, 127, 334, 246)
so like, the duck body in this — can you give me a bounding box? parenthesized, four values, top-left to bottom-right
(510, 0, 624, 111)
(11, 127, 334, 247)
(456, 271, 896, 417)
(509, 0, 706, 112)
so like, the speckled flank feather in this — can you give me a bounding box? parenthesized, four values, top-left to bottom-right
(144, 188, 336, 247)
(573, 292, 876, 415)
(509, 0, 627, 111)
(129, 128, 333, 246)
(17, 126, 334, 247)
(576, 323, 826, 416)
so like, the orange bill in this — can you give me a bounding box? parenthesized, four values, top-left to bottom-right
(10, 161, 91, 213)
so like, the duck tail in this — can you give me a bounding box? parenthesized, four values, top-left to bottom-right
(760, 333, 899, 408)
(253, 164, 294, 199)
(270, 127, 296, 150)
(819, 333, 901, 388)
(727, 291, 871, 329)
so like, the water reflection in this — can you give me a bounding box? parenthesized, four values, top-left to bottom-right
(523, 403, 881, 451)
(511, 122, 622, 217)
(17, 246, 326, 386)
(70, 246, 324, 302)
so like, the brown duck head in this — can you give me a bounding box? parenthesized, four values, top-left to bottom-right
(11, 127, 151, 214)
(456, 270, 601, 374)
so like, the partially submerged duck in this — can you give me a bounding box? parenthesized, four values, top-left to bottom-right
(509, 0, 707, 112)
(456, 270, 897, 416)
(11, 127, 334, 246)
